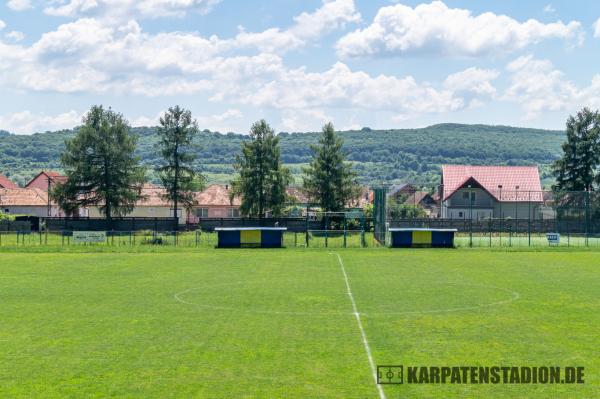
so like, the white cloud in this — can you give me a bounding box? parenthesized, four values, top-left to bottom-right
(233, 0, 360, 53)
(130, 112, 161, 127)
(443, 67, 499, 96)
(236, 61, 463, 114)
(5, 30, 25, 42)
(132, 109, 243, 132)
(196, 109, 243, 132)
(336, 1, 582, 58)
(44, 0, 99, 17)
(7, 0, 33, 11)
(0, 4, 496, 125)
(0, 20, 5, 30)
(0, 110, 82, 134)
(543, 4, 555, 14)
(594, 17, 600, 38)
(43, 0, 221, 19)
(291, 0, 360, 40)
(504, 55, 600, 119)
(281, 109, 332, 132)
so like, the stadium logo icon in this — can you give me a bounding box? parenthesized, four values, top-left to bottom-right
(377, 365, 403, 384)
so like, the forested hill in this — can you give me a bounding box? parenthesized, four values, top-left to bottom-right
(0, 123, 564, 187)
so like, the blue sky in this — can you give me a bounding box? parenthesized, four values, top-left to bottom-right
(0, 0, 599, 134)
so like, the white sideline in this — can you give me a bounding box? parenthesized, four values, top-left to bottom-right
(335, 253, 386, 399)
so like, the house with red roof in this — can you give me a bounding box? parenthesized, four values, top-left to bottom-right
(25, 171, 68, 191)
(402, 191, 438, 217)
(440, 165, 543, 220)
(188, 184, 241, 222)
(0, 188, 66, 217)
(0, 174, 19, 189)
(86, 184, 242, 224)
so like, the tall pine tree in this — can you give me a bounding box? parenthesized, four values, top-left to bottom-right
(52, 106, 146, 225)
(302, 122, 359, 211)
(156, 106, 205, 230)
(553, 108, 600, 191)
(230, 120, 291, 219)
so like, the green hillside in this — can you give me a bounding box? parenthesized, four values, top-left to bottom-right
(0, 123, 564, 188)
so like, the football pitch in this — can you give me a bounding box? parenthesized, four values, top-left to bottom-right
(0, 249, 598, 398)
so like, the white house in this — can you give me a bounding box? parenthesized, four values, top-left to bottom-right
(440, 165, 544, 220)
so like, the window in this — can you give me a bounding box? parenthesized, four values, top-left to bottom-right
(196, 208, 209, 218)
(3, 208, 9, 213)
(462, 191, 475, 201)
(458, 211, 463, 218)
(228, 208, 240, 218)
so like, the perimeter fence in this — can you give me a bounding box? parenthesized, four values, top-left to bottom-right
(1, 189, 600, 248)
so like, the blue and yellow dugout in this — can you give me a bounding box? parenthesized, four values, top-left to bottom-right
(215, 227, 287, 248)
(388, 228, 457, 248)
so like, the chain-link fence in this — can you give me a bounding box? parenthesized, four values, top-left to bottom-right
(2, 189, 600, 249)
(0, 230, 382, 249)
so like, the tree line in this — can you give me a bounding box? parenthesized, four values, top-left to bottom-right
(0, 121, 564, 188)
(50, 105, 360, 227)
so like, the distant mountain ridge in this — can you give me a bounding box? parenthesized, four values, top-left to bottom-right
(0, 123, 564, 188)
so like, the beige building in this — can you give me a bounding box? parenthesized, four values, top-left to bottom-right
(87, 184, 188, 224)
(187, 184, 241, 222)
(87, 184, 241, 224)
(0, 188, 65, 217)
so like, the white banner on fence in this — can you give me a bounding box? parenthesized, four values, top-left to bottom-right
(546, 233, 560, 245)
(73, 231, 107, 243)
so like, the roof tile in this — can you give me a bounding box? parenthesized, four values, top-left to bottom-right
(442, 165, 543, 202)
(0, 174, 18, 189)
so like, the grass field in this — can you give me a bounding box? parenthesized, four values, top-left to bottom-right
(0, 248, 598, 398)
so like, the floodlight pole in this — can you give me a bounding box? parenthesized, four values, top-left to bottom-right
(498, 185, 503, 246)
(515, 185, 520, 227)
(47, 175, 52, 217)
(468, 184, 473, 247)
(528, 190, 532, 247)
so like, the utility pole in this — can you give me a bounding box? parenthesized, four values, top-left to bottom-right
(47, 174, 52, 217)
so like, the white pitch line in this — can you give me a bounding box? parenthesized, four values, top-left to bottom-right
(335, 253, 386, 399)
